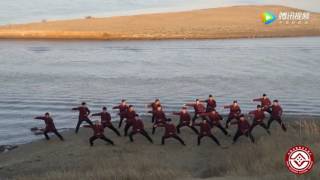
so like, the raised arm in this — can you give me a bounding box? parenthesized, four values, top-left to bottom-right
(91, 113, 101, 117)
(185, 103, 195, 107)
(112, 105, 119, 109)
(72, 107, 79, 111)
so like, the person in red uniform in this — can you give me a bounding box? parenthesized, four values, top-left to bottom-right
(34, 112, 64, 141)
(72, 102, 94, 134)
(267, 100, 287, 132)
(161, 119, 186, 146)
(173, 106, 199, 135)
(124, 105, 138, 136)
(152, 106, 168, 135)
(199, 110, 230, 136)
(200, 94, 217, 112)
(231, 114, 254, 144)
(249, 105, 270, 134)
(253, 94, 272, 113)
(194, 119, 220, 146)
(91, 106, 121, 136)
(112, 99, 129, 128)
(147, 99, 161, 123)
(129, 116, 153, 143)
(84, 121, 114, 146)
(185, 99, 207, 123)
(224, 100, 241, 128)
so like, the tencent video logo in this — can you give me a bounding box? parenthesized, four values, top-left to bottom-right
(261, 12, 277, 25)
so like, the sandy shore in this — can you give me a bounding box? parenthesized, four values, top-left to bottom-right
(0, 5, 319, 40)
(0, 115, 319, 180)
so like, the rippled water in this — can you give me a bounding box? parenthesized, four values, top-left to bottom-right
(0, 37, 320, 145)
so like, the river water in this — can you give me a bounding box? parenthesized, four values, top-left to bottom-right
(0, 37, 319, 145)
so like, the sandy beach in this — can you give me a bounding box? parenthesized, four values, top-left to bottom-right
(0, 115, 319, 180)
(0, 5, 319, 40)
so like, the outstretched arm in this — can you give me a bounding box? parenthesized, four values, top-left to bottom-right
(72, 107, 79, 111)
(91, 113, 100, 117)
(34, 116, 45, 120)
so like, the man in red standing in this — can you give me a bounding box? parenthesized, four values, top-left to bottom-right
(128, 116, 153, 144)
(161, 118, 186, 146)
(124, 105, 138, 136)
(249, 105, 270, 135)
(91, 106, 121, 136)
(200, 94, 217, 112)
(224, 100, 241, 129)
(231, 114, 255, 144)
(147, 99, 161, 123)
(194, 119, 220, 146)
(112, 99, 129, 128)
(199, 109, 230, 137)
(267, 100, 287, 132)
(84, 121, 114, 146)
(185, 99, 207, 123)
(253, 94, 272, 113)
(72, 102, 94, 134)
(34, 112, 64, 141)
(152, 106, 167, 135)
(173, 106, 199, 135)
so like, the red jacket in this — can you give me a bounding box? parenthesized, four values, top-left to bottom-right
(186, 103, 206, 114)
(253, 98, 271, 108)
(173, 112, 191, 124)
(224, 105, 241, 115)
(125, 110, 137, 123)
(92, 124, 104, 137)
(271, 105, 283, 118)
(232, 120, 250, 133)
(164, 123, 176, 136)
(154, 110, 167, 124)
(249, 110, 265, 121)
(204, 99, 216, 110)
(195, 122, 212, 135)
(72, 106, 90, 120)
(113, 104, 128, 116)
(148, 103, 161, 113)
(132, 119, 144, 132)
(35, 116, 56, 131)
(92, 112, 111, 125)
(200, 112, 223, 124)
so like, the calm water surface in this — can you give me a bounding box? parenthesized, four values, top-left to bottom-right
(0, 37, 319, 144)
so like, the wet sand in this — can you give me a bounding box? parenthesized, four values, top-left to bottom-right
(0, 115, 319, 180)
(0, 5, 319, 40)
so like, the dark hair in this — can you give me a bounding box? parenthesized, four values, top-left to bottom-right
(129, 105, 133, 108)
(155, 99, 160, 102)
(209, 94, 213, 97)
(239, 114, 244, 118)
(257, 105, 261, 108)
(81, 102, 86, 105)
(121, 99, 126, 102)
(233, 100, 237, 103)
(263, 93, 267, 97)
(102, 106, 107, 110)
(196, 99, 199, 101)
(182, 106, 187, 109)
(167, 118, 172, 122)
(273, 99, 279, 102)
(45, 112, 50, 116)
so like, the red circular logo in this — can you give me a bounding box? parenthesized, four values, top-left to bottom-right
(285, 145, 314, 175)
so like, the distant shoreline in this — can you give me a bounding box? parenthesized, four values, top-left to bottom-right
(0, 5, 319, 41)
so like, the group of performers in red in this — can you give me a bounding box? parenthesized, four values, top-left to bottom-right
(34, 94, 286, 146)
